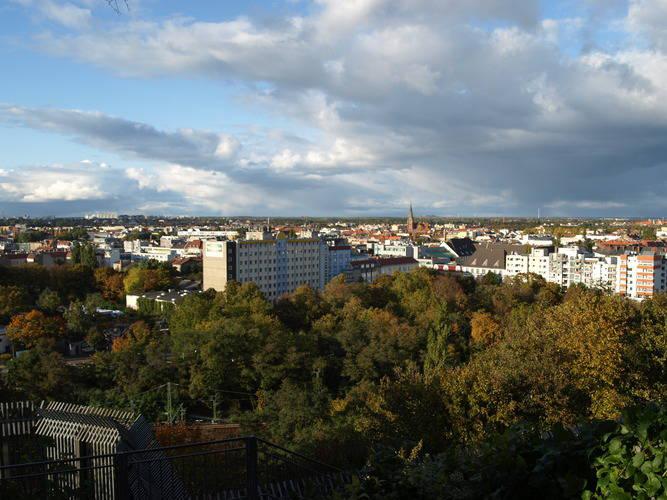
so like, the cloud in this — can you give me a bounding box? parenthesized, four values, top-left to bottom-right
(627, 0, 667, 49)
(0, 105, 241, 170)
(12, 0, 91, 29)
(0, 162, 118, 209)
(7, 0, 667, 216)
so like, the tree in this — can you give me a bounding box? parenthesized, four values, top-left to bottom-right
(64, 300, 91, 340)
(274, 285, 327, 332)
(173, 318, 262, 398)
(332, 363, 449, 454)
(56, 227, 89, 241)
(6, 340, 71, 400)
(112, 320, 154, 352)
(124, 266, 172, 294)
(85, 327, 107, 352)
(94, 268, 125, 302)
(104, 321, 173, 418)
(423, 322, 450, 382)
(6, 310, 66, 348)
(168, 290, 220, 334)
(36, 288, 62, 314)
(640, 226, 657, 240)
(470, 311, 500, 346)
(0, 285, 29, 323)
(16, 230, 49, 243)
(71, 241, 97, 268)
(336, 298, 421, 384)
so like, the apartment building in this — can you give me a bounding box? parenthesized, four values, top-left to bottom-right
(591, 257, 618, 290)
(462, 243, 620, 292)
(131, 246, 178, 263)
(346, 256, 419, 283)
(325, 242, 352, 282)
(616, 251, 667, 300)
(203, 236, 327, 301)
(373, 242, 416, 258)
(460, 242, 526, 278)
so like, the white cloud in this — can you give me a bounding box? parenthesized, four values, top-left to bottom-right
(7, 0, 667, 215)
(12, 0, 91, 29)
(0, 162, 112, 203)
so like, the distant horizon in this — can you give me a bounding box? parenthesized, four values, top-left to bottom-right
(1, 213, 665, 223)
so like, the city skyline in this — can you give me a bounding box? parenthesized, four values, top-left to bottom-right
(2, 1, 667, 217)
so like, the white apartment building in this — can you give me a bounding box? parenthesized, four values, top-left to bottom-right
(505, 252, 529, 276)
(504, 247, 552, 280)
(519, 235, 554, 248)
(203, 237, 327, 301)
(373, 242, 416, 258)
(177, 229, 239, 240)
(468, 244, 619, 292)
(131, 247, 178, 263)
(591, 257, 618, 290)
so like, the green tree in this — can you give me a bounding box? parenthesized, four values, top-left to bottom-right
(124, 266, 172, 294)
(274, 284, 328, 332)
(0, 285, 29, 323)
(36, 288, 62, 314)
(336, 298, 421, 384)
(423, 322, 450, 382)
(7, 340, 71, 400)
(16, 230, 49, 243)
(332, 363, 449, 454)
(71, 241, 98, 267)
(64, 300, 91, 340)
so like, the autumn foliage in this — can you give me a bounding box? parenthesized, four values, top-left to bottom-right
(6, 309, 66, 348)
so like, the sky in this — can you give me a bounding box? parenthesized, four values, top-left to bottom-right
(1, 0, 667, 217)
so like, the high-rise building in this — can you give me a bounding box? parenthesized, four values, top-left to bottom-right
(616, 251, 667, 300)
(324, 240, 352, 282)
(203, 236, 327, 300)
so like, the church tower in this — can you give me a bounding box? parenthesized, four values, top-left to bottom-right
(407, 202, 415, 237)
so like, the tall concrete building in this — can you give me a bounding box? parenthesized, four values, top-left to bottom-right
(204, 236, 327, 300)
(324, 240, 352, 282)
(616, 251, 667, 300)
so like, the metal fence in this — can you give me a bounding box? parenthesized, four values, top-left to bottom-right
(0, 436, 349, 499)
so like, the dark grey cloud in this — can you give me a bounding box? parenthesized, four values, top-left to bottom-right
(0, 105, 240, 170)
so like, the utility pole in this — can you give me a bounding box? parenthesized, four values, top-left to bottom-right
(211, 394, 219, 423)
(166, 382, 173, 424)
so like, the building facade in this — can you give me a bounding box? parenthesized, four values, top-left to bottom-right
(203, 237, 327, 301)
(616, 251, 667, 300)
(346, 256, 419, 283)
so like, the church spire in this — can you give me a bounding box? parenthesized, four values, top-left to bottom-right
(407, 201, 415, 236)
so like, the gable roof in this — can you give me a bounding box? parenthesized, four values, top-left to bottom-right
(459, 242, 527, 270)
(443, 237, 476, 258)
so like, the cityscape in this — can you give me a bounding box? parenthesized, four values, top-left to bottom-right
(1, 0, 667, 499)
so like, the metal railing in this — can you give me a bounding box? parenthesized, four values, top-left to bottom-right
(0, 436, 348, 499)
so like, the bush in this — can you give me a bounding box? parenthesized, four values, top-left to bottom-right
(585, 404, 667, 499)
